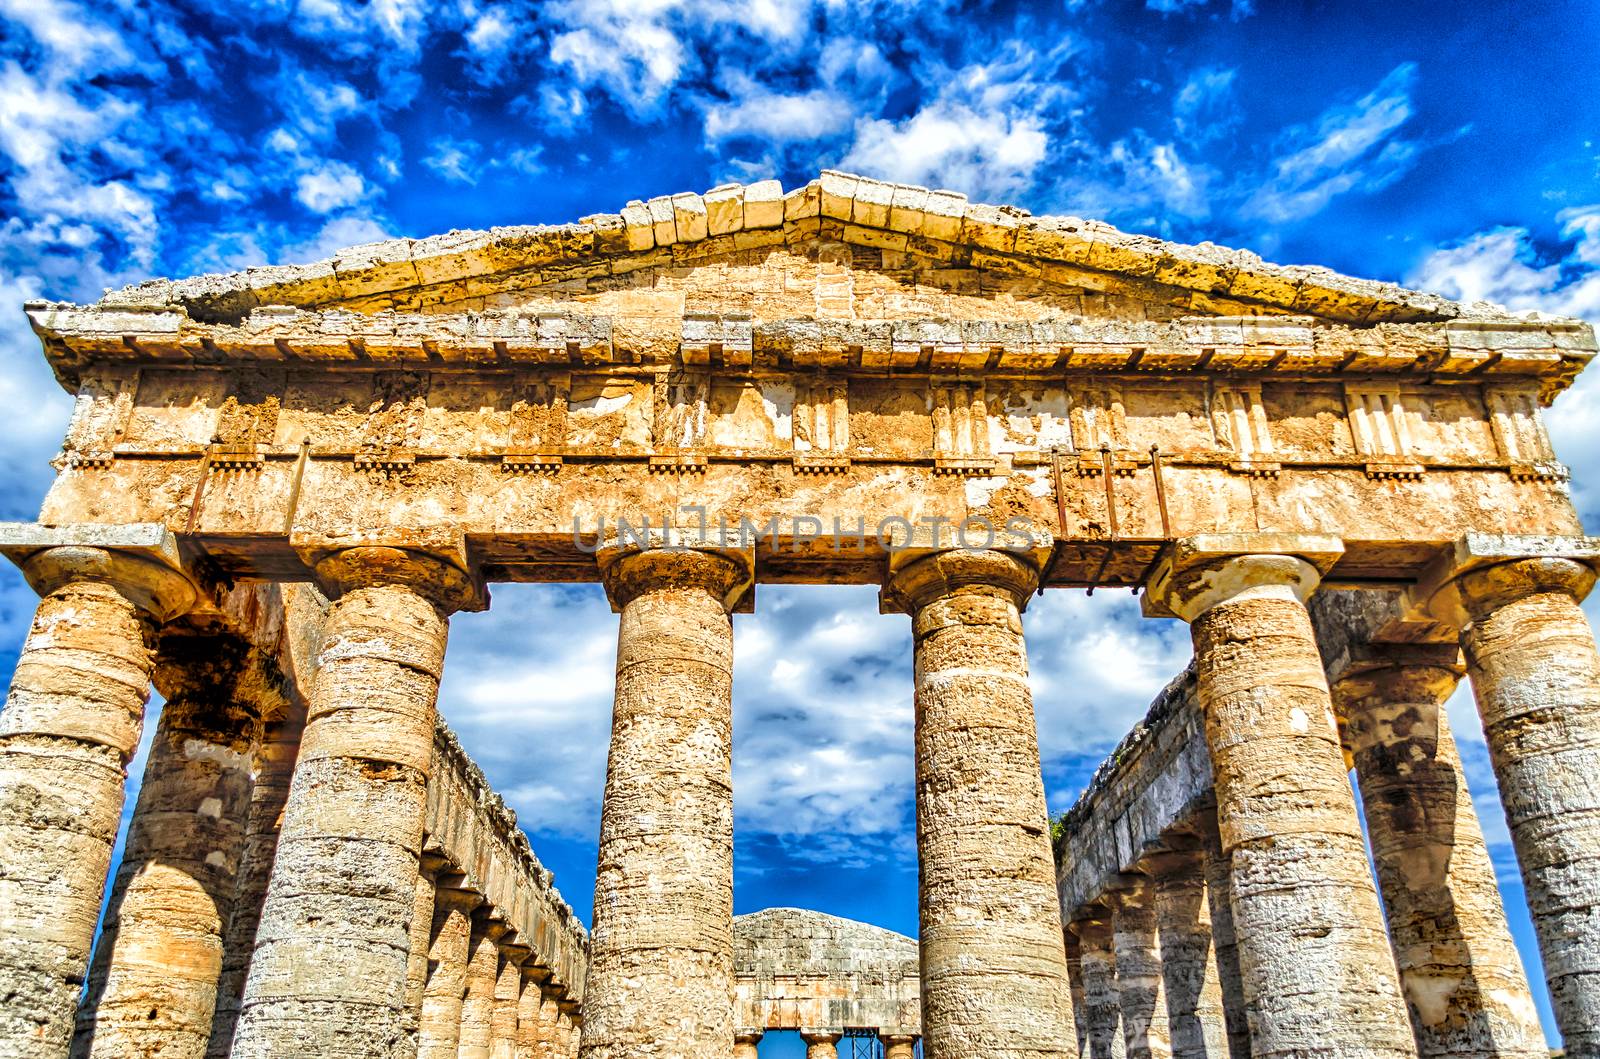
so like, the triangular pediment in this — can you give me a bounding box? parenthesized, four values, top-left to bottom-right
(96, 170, 1470, 328)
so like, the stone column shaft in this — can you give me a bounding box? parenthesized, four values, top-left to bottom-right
(406, 870, 439, 1037)
(205, 700, 306, 1059)
(419, 890, 477, 1059)
(881, 1035, 917, 1059)
(1451, 557, 1600, 1053)
(231, 546, 475, 1059)
(1113, 880, 1173, 1059)
(72, 634, 265, 1059)
(1157, 546, 1416, 1058)
(1336, 658, 1545, 1058)
(1197, 814, 1249, 1059)
(1076, 918, 1126, 1059)
(458, 921, 501, 1059)
(514, 972, 547, 1059)
(1148, 852, 1227, 1059)
(581, 548, 746, 1059)
(490, 951, 523, 1059)
(535, 988, 562, 1059)
(0, 545, 192, 1058)
(886, 549, 1075, 1059)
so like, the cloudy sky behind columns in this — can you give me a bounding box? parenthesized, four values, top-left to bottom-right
(3, 0, 1600, 1049)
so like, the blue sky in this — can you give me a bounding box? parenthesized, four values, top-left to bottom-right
(3, 0, 1600, 1051)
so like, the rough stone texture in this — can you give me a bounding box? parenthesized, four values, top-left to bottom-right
(1163, 549, 1417, 1058)
(1074, 917, 1126, 1059)
(492, 955, 524, 1059)
(1332, 654, 1546, 1057)
(71, 633, 267, 1058)
(1111, 880, 1172, 1059)
(0, 545, 191, 1058)
(417, 889, 475, 1059)
(733, 908, 919, 1036)
(514, 972, 546, 1059)
(535, 988, 561, 1059)
(1196, 816, 1249, 1059)
(884, 548, 1075, 1059)
(733, 1031, 762, 1059)
(881, 1035, 916, 1059)
(459, 921, 502, 1059)
(405, 870, 437, 1039)
(581, 548, 746, 1059)
(230, 548, 462, 1059)
(1148, 852, 1228, 1059)
(206, 695, 308, 1059)
(1452, 557, 1600, 1053)
(802, 1031, 840, 1058)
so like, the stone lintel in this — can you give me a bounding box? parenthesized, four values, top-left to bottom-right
(1409, 531, 1600, 626)
(1141, 532, 1344, 619)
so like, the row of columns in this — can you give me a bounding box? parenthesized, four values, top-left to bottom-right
(414, 876, 581, 1059)
(2, 531, 1599, 1058)
(733, 1030, 918, 1057)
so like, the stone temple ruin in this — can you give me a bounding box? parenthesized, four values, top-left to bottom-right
(0, 168, 1596, 1059)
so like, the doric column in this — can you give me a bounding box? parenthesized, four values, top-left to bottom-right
(1065, 928, 1090, 1057)
(733, 1029, 763, 1058)
(406, 868, 440, 1037)
(1145, 535, 1416, 1058)
(72, 632, 266, 1059)
(1330, 648, 1545, 1058)
(515, 970, 548, 1059)
(0, 536, 195, 1057)
(582, 546, 749, 1059)
(881, 548, 1075, 1059)
(1111, 877, 1172, 1059)
(880, 1034, 918, 1059)
(535, 985, 562, 1059)
(801, 1031, 841, 1059)
(231, 541, 481, 1058)
(1431, 548, 1600, 1052)
(555, 1007, 578, 1059)
(491, 947, 526, 1059)
(1075, 914, 1126, 1059)
(206, 697, 307, 1059)
(459, 918, 505, 1059)
(1196, 811, 1248, 1059)
(1146, 850, 1227, 1059)
(418, 885, 479, 1059)
(565, 1013, 582, 1059)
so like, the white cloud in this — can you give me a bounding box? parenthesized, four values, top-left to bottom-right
(294, 160, 367, 212)
(1173, 65, 1237, 145)
(1242, 63, 1422, 224)
(704, 81, 854, 143)
(422, 136, 481, 185)
(1105, 133, 1213, 221)
(842, 102, 1048, 199)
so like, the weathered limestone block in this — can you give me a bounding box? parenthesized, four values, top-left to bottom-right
(1111, 879, 1173, 1059)
(1197, 814, 1249, 1059)
(580, 547, 748, 1059)
(1075, 916, 1126, 1059)
(206, 700, 307, 1059)
(459, 920, 504, 1059)
(555, 1008, 578, 1059)
(883, 549, 1075, 1059)
(1447, 556, 1600, 1053)
(0, 543, 193, 1058)
(1149, 538, 1417, 1059)
(1333, 654, 1546, 1058)
(231, 546, 477, 1059)
(418, 887, 478, 1059)
(72, 633, 267, 1059)
(1147, 851, 1228, 1059)
(733, 1030, 762, 1058)
(535, 986, 562, 1059)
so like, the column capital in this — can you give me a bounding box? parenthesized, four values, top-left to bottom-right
(879, 1033, 918, 1046)
(435, 882, 484, 915)
(0, 522, 197, 622)
(291, 526, 486, 612)
(734, 1028, 765, 1044)
(1324, 647, 1462, 714)
(800, 1029, 842, 1043)
(1142, 533, 1343, 621)
(596, 542, 753, 613)
(1413, 532, 1600, 626)
(879, 547, 1040, 615)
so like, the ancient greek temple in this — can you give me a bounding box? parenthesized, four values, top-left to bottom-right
(0, 169, 1596, 1059)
